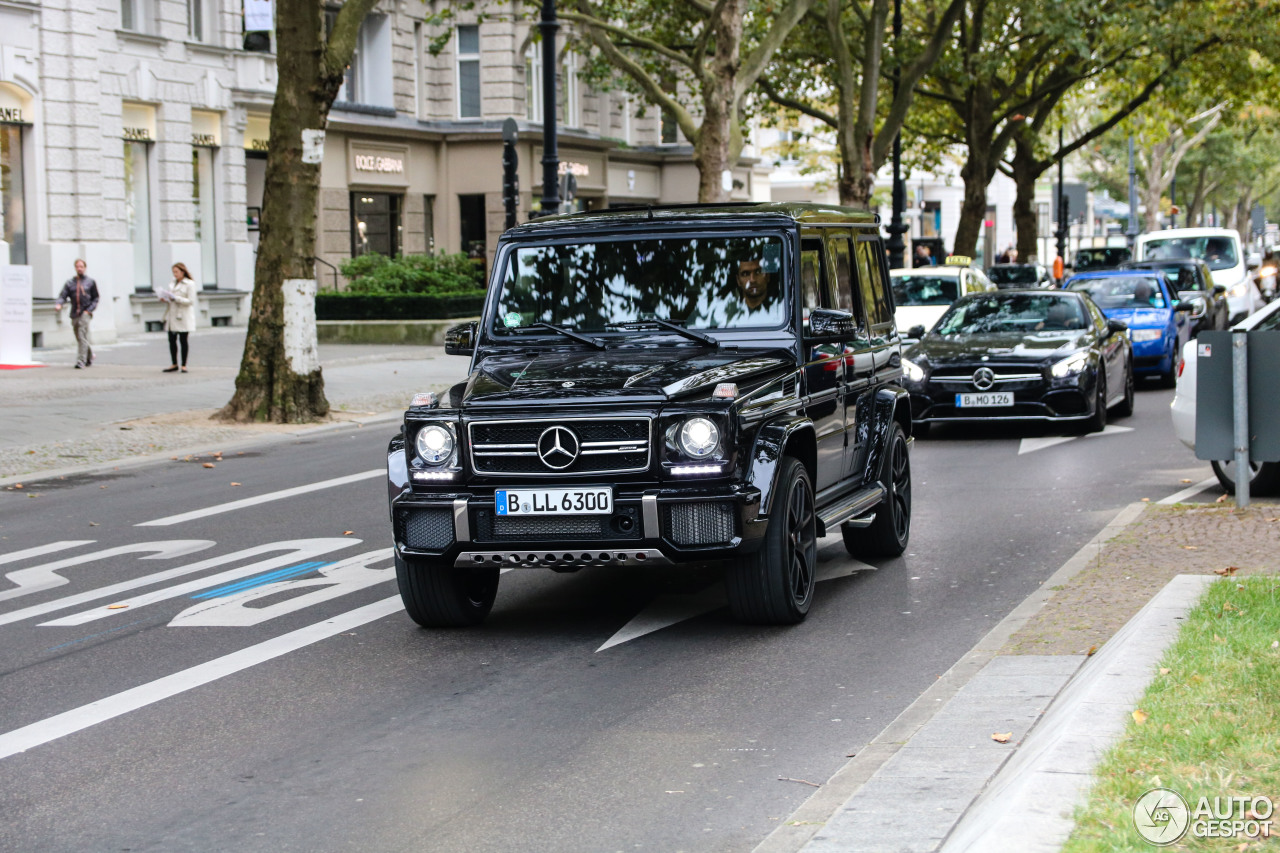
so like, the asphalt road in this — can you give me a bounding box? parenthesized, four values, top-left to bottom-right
(0, 384, 1217, 852)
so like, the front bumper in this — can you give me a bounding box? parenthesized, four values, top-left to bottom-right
(905, 371, 1097, 424)
(391, 483, 765, 568)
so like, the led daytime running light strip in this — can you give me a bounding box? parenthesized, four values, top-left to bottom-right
(671, 464, 723, 475)
(411, 470, 456, 481)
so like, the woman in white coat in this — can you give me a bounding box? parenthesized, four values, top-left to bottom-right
(161, 263, 199, 373)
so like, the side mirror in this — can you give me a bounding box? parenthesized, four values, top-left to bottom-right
(1107, 318, 1129, 335)
(808, 308, 854, 338)
(908, 324, 927, 340)
(1212, 283, 1228, 296)
(444, 321, 478, 355)
(1174, 300, 1197, 313)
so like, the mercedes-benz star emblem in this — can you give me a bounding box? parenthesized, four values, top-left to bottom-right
(972, 367, 996, 391)
(537, 426, 581, 470)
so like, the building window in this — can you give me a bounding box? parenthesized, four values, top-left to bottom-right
(423, 195, 435, 252)
(188, 0, 213, 41)
(193, 147, 217, 288)
(560, 54, 578, 128)
(335, 13, 393, 108)
(413, 22, 424, 119)
(457, 25, 481, 119)
(121, 0, 154, 32)
(0, 125, 26, 265)
(351, 192, 401, 257)
(459, 194, 486, 258)
(124, 141, 153, 289)
(660, 75, 678, 144)
(524, 46, 542, 122)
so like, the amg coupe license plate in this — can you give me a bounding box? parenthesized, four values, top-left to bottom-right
(956, 392, 1013, 408)
(495, 487, 614, 516)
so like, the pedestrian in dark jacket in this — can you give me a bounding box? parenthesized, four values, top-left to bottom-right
(55, 259, 99, 368)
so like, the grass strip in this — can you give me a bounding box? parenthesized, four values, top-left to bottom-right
(1063, 575, 1280, 851)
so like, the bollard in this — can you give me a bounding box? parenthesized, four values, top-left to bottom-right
(1232, 329, 1250, 508)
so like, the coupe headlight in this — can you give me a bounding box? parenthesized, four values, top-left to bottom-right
(677, 417, 720, 458)
(1229, 279, 1248, 298)
(414, 423, 456, 466)
(1050, 351, 1090, 378)
(1130, 328, 1163, 342)
(902, 358, 925, 382)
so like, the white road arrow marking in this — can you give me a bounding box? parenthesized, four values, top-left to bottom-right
(169, 549, 393, 627)
(0, 541, 95, 568)
(39, 539, 362, 627)
(1018, 424, 1134, 454)
(0, 595, 404, 761)
(595, 555, 877, 652)
(135, 469, 383, 527)
(0, 541, 215, 604)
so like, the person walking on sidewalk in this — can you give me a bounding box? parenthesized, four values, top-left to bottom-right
(160, 263, 198, 373)
(55, 259, 99, 369)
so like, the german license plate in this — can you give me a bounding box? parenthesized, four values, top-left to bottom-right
(495, 487, 613, 516)
(956, 392, 1013, 407)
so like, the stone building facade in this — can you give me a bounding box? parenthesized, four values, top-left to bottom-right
(8, 0, 768, 350)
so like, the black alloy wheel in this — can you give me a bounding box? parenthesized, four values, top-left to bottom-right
(396, 554, 500, 627)
(1160, 342, 1181, 389)
(1112, 355, 1135, 418)
(842, 422, 912, 558)
(1081, 371, 1107, 433)
(726, 457, 817, 625)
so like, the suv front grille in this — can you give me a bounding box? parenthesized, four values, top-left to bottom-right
(468, 417, 651, 477)
(396, 507, 455, 552)
(663, 501, 735, 547)
(473, 506, 642, 541)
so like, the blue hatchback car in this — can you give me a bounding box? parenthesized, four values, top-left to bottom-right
(1064, 270, 1192, 386)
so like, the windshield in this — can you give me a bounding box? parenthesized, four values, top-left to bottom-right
(892, 275, 959, 306)
(491, 234, 788, 334)
(1068, 275, 1167, 309)
(1073, 248, 1130, 271)
(987, 266, 1038, 285)
(1142, 236, 1239, 271)
(936, 294, 1088, 335)
(1131, 263, 1206, 291)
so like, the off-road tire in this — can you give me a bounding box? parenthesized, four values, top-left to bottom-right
(396, 554, 499, 627)
(726, 457, 816, 625)
(842, 422, 912, 558)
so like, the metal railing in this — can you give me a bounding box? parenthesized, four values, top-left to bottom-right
(313, 256, 341, 292)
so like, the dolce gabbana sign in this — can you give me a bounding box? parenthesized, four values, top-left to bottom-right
(347, 142, 410, 187)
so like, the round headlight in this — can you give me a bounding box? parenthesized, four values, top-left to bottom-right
(415, 424, 455, 465)
(678, 417, 720, 459)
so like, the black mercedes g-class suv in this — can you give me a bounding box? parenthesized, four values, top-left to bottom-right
(387, 202, 913, 627)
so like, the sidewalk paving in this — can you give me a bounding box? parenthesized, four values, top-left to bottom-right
(0, 327, 467, 481)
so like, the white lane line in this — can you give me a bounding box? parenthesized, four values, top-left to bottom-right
(0, 595, 403, 761)
(1018, 436, 1076, 455)
(0, 541, 95, 567)
(135, 469, 383, 527)
(1, 541, 215, 604)
(0, 539, 357, 629)
(1158, 476, 1220, 505)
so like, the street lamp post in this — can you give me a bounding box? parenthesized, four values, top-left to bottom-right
(538, 0, 561, 217)
(885, 0, 907, 269)
(1054, 127, 1068, 267)
(1126, 136, 1139, 253)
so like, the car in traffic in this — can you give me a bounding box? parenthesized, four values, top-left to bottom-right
(1072, 246, 1131, 272)
(1135, 227, 1262, 324)
(1064, 269, 1192, 387)
(891, 260, 996, 341)
(1171, 297, 1280, 495)
(900, 290, 1134, 434)
(987, 263, 1052, 289)
(1120, 258, 1228, 338)
(387, 202, 914, 628)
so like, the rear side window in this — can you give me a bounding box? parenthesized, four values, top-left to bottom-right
(826, 235, 855, 313)
(799, 238, 833, 334)
(855, 239, 893, 329)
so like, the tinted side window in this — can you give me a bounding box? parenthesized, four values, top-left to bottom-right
(826, 235, 855, 313)
(855, 239, 893, 329)
(799, 237, 831, 334)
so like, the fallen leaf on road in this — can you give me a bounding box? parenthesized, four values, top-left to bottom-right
(1141, 497, 1150, 502)
(1132, 709, 1148, 724)
(1183, 545, 1199, 550)
(1214, 566, 1240, 576)
(1217, 494, 1229, 503)
(13, 484, 21, 489)
(344, 530, 355, 535)
(991, 732, 1012, 743)
(27, 493, 36, 499)
(778, 777, 821, 787)
(1086, 645, 1099, 656)
(107, 604, 128, 610)
(1267, 517, 1279, 523)
(89, 522, 98, 527)
(202, 462, 215, 469)
(1180, 479, 1192, 484)
(230, 482, 241, 487)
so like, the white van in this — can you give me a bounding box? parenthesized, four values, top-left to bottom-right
(1136, 227, 1262, 323)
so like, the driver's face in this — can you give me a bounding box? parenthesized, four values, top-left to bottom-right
(737, 260, 768, 298)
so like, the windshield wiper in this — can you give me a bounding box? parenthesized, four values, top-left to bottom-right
(609, 319, 720, 348)
(508, 321, 607, 350)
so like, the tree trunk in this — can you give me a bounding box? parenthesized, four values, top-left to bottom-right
(693, 0, 745, 202)
(218, 0, 372, 423)
(1011, 138, 1042, 263)
(954, 147, 993, 258)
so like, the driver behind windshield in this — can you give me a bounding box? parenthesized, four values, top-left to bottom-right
(735, 257, 775, 312)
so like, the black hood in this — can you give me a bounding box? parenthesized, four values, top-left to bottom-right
(461, 347, 793, 406)
(907, 329, 1092, 366)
